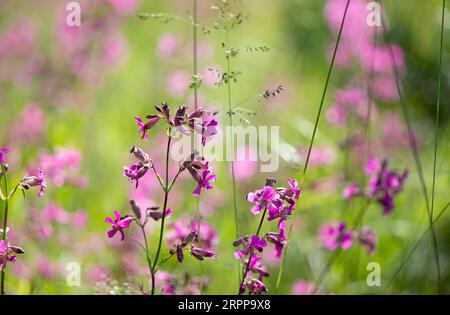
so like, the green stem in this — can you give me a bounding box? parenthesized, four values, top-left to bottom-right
(275, 0, 351, 292)
(1, 164, 9, 295)
(192, 0, 202, 241)
(225, 30, 241, 287)
(140, 225, 155, 295)
(151, 133, 172, 294)
(430, 0, 445, 293)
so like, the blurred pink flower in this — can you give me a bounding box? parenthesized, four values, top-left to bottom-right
(298, 146, 336, 168)
(166, 70, 190, 98)
(9, 104, 46, 143)
(157, 33, 180, 58)
(292, 281, 318, 295)
(103, 32, 128, 66)
(203, 66, 222, 87)
(72, 210, 88, 229)
(232, 146, 258, 181)
(318, 222, 353, 250)
(0, 19, 36, 56)
(109, 0, 139, 16)
(35, 148, 87, 188)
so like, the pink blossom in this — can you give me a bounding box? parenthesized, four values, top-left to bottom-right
(72, 210, 88, 229)
(203, 66, 222, 87)
(109, 0, 139, 16)
(166, 70, 190, 98)
(157, 33, 180, 58)
(135, 115, 161, 141)
(318, 222, 353, 250)
(233, 146, 258, 182)
(9, 104, 46, 143)
(105, 210, 133, 241)
(103, 32, 128, 66)
(21, 169, 46, 197)
(246, 186, 280, 216)
(190, 164, 217, 197)
(343, 182, 361, 200)
(292, 281, 319, 295)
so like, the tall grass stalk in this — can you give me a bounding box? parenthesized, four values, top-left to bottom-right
(275, 0, 351, 291)
(380, 10, 441, 292)
(430, 0, 445, 290)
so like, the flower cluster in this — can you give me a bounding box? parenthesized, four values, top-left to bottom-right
(234, 178, 300, 295)
(135, 102, 218, 146)
(344, 157, 408, 215)
(318, 222, 377, 254)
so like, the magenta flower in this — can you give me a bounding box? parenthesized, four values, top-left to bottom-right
(240, 278, 268, 295)
(367, 158, 408, 215)
(0, 239, 24, 272)
(358, 226, 377, 254)
(234, 235, 267, 260)
(124, 164, 149, 189)
(105, 210, 133, 241)
(265, 226, 287, 259)
(192, 168, 217, 197)
(201, 118, 218, 145)
(135, 115, 161, 141)
(343, 182, 361, 200)
(0, 148, 9, 164)
(318, 222, 353, 250)
(246, 186, 280, 216)
(20, 169, 47, 197)
(124, 146, 151, 188)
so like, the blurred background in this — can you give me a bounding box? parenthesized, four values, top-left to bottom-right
(0, 0, 449, 294)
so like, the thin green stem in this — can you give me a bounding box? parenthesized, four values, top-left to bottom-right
(192, 0, 202, 241)
(430, 0, 445, 283)
(139, 225, 155, 295)
(380, 10, 441, 292)
(1, 164, 9, 295)
(151, 133, 172, 294)
(225, 29, 241, 287)
(275, 0, 351, 291)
